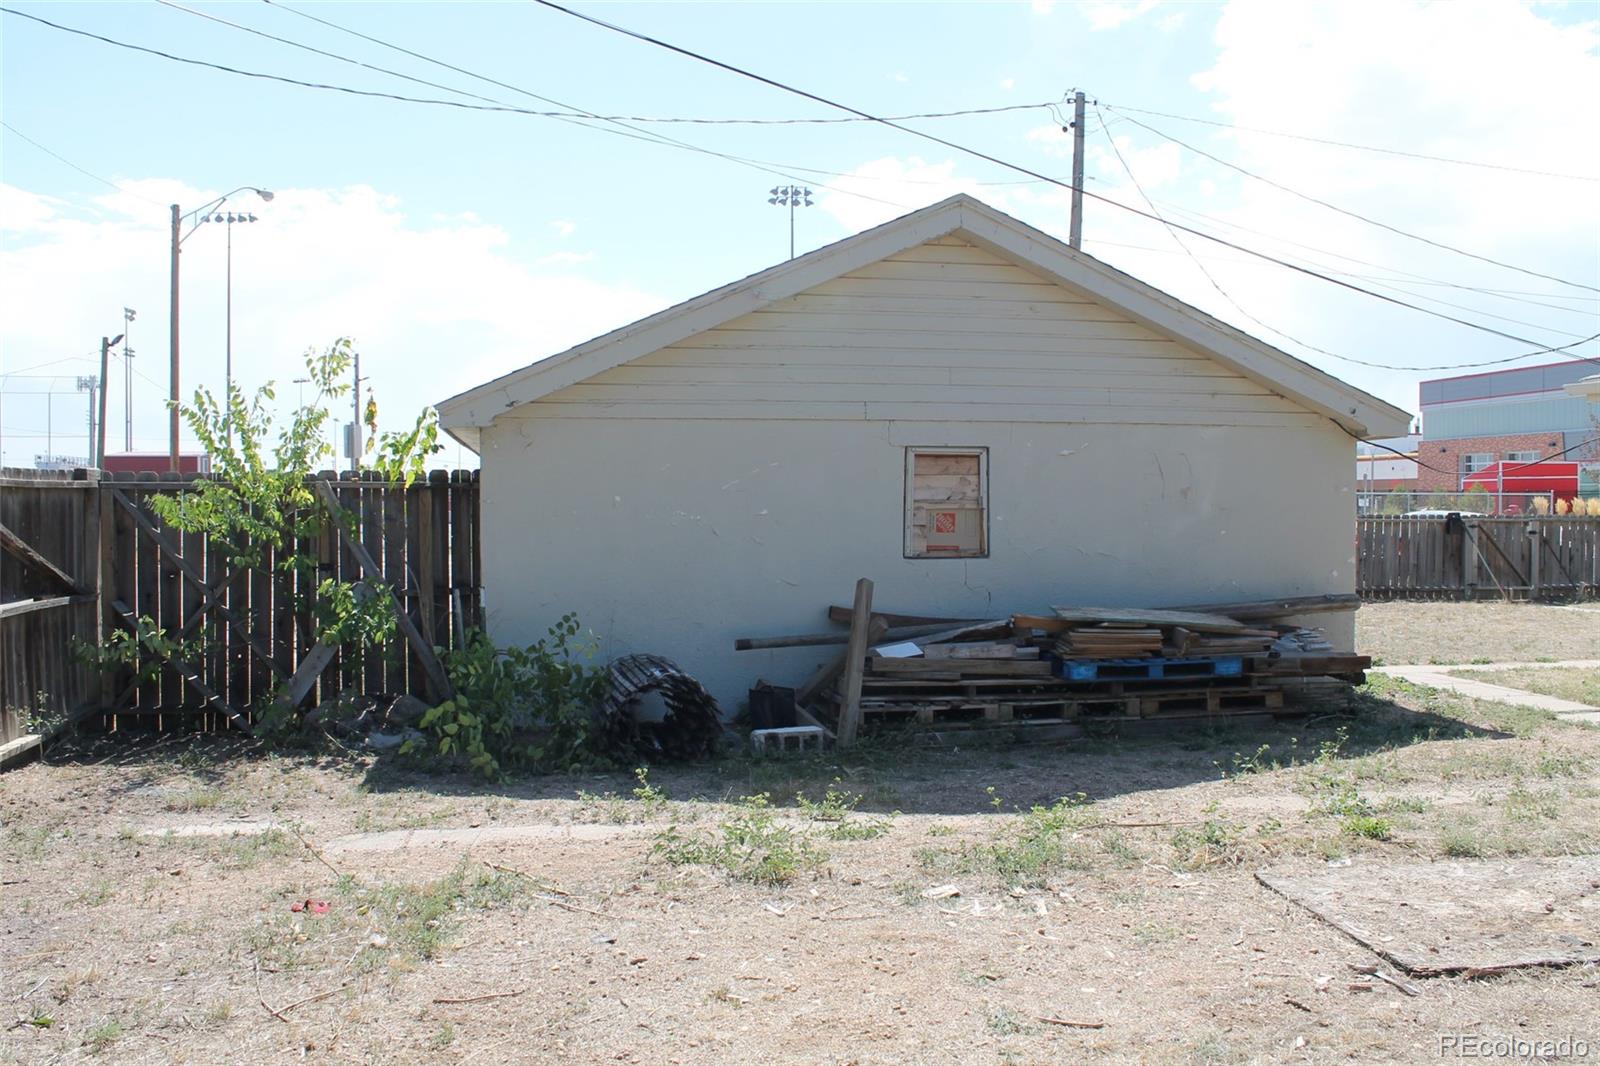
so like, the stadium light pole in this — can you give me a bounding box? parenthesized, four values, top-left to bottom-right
(767, 185, 814, 260)
(169, 186, 273, 470)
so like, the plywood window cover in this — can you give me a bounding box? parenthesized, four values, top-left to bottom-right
(905, 446, 989, 559)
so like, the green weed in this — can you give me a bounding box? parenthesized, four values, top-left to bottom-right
(653, 794, 826, 886)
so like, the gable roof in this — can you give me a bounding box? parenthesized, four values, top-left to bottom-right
(437, 194, 1413, 451)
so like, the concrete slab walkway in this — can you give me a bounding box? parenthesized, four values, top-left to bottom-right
(323, 823, 648, 854)
(1372, 660, 1600, 726)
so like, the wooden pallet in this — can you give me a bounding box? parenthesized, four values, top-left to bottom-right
(837, 683, 1286, 725)
(1133, 687, 1285, 718)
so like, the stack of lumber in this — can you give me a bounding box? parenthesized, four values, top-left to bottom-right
(1053, 625, 1162, 658)
(737, 590, 1370, 745)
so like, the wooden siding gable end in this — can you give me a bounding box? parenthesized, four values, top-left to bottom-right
(437, 195, 1411, 448)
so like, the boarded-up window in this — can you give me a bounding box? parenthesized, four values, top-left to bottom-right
(905, 448, 988, 559)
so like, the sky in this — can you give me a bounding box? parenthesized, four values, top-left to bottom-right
(2, 0, 1598, 469)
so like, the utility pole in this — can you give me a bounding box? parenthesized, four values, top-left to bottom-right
(169, 203, 181, 472)
(1069, 90, 1086, 249)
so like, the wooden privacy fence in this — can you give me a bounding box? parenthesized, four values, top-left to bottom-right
(1, 469, 100, 744)
(1358, 516, 1600, 599)
(1, 467, 480, 738)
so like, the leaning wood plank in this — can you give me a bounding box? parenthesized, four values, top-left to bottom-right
(835, 579, 874, 748)
(792, 703, 837, 742)
(0, 521, 84, 593)
(0, 594, 95, 620)
(0, 734, 43, 772)
(795, 650, 845, 708)
(314, 481, 454, 701)
(111, 599, 249, 731)
(1050, 606, 1250, 633)
(280, 642, 338, 709)
(108, 489, 288, 682)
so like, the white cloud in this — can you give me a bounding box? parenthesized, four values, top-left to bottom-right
(815, 157, 1011, 233)
(891, 71, 909, 84)
(1089, 0, 1600, 411)
(1025, 123, 1074, 159)
(1030, 1, 1056, 14)
(551, 219, 577, 238)
(1000, 77, 1017, 92)
(1093, 137, 1184, 191)
(0, 183, 663, 466)
(1079, 0, 1160, 31)
(535, 250, 597, 267)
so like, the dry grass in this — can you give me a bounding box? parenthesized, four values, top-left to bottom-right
(1449, 666, 1600, 706)
(1357, 600, 1600, 664)
(4, 606, 1599, 1063)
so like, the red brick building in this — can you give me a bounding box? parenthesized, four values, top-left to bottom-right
(1414, 362, 1598, 495)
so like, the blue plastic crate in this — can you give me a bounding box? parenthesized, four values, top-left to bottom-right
(1054, 656, 1244, 682)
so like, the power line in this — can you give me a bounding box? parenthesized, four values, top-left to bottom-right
(0, 121, 164, 205)
(264, 1, 1062, 127)
(1105, 109, 1600, 295)
(1105, 103, 1600, 184)
(0, 5, 909, 213)
(1144, 195, 1600, 315)
(1, 353, 99, 376)
(526, 0, 1600, 358)
(157, 0, 511, 106)
(1093, 108, 1597, 372)
(1120, 199, 1597, 336)
(1094, 103, 1346, 363)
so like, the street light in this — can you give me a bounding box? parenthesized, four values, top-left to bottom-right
(767, 185, 813, 260)
(169, 186, 273, 471)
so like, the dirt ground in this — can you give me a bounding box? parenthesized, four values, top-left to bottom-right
(4, 607, 1599, 1064)
(1356, 600, 1600, 665)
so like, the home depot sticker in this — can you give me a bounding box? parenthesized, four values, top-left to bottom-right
(934, 511, 958, 534)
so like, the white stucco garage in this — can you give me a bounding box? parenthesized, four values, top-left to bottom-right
(437, 195, 1411, 710)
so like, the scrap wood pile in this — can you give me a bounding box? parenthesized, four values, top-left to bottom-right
(735, 587, 1369, 747)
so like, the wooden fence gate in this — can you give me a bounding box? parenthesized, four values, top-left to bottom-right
(1, 467, 481, 742)
(1358, 516, 1600, 599)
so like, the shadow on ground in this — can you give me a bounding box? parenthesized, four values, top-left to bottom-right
(39, 685, 1512, 818)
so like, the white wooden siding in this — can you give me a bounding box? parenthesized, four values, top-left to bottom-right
(521, 237, 1315, 427)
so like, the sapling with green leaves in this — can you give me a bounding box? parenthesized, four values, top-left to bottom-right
(142, 338, 440, 724)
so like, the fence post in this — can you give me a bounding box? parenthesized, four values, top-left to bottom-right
(1527, 521, 1541, 601)
(1461, 519, 1480, 599)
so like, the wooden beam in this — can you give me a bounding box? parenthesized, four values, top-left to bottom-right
(313, 480, 454, 702)
(0, 521, 83, 594)
(735, 621, 975, 651)
(110, 598, 249, 731)
(0, 594, 95, 620)
(835, 579, 874, 748)
(108, 489, 287, 681)
(826, 605, 981, 628)
(280, 642, 338, 710)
